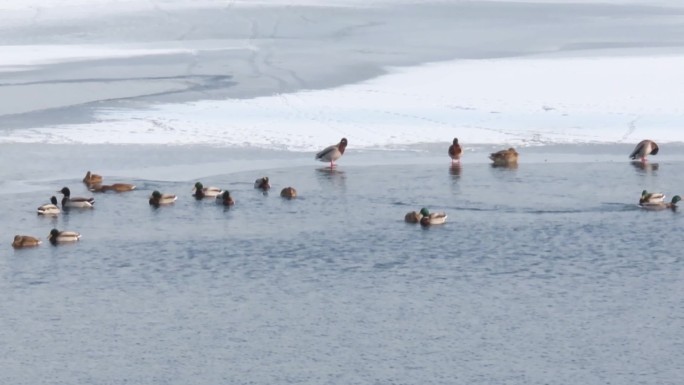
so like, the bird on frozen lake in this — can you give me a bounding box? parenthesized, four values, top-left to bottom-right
(629, 140, 658, 162)
(448, 138, 462, 163)
(315, 137, 348, 168)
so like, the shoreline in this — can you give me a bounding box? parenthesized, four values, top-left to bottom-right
(1, 142, 680, 195)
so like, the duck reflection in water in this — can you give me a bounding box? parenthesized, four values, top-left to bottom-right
(490, 162, 518, 170)
(449, 163, 462, 177)
(631, 160, 659, 173)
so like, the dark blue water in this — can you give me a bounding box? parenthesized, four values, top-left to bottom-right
(1, 148, 683, 384)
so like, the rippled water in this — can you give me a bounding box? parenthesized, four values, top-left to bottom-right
(1, 147, 683, 384)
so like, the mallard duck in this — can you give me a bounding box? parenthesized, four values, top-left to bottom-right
(315, 137, 348, 168)
(89, 183, 136, 193)
(58, 187, 94, 208)
(489, 147, 518, 166)
(192, 182, 223, 199)
(37, 196, 61, 215)
(629, 140, 659, 162)
(217, 190, 235, 206)
(419, 208, 447, 226)
(280, 187, 297, 199)
(639, 190, 665, 205)
(83, 171, 103, 186)
(149, 190, 177, 207)
(404, 211, 423, 223)
(48, 228, 81, 245)
(448, 138, 463, 163)
(12, 235, 42, 248)
(640, 195, 681, 210)
(254, 176, 271, 191)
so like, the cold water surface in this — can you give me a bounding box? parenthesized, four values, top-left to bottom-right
(1, 156, 683, 384)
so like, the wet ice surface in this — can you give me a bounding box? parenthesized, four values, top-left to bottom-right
(1, 146, 683, 384)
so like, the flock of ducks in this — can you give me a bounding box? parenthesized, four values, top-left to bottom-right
(9, 137, 674, 248)
(10, 138, 349, 249)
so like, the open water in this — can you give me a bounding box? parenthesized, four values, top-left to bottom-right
(1, 145, 683, 384)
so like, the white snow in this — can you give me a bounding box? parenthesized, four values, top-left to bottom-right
(1, 0, 683, 150)
(3, 51, 684, 150)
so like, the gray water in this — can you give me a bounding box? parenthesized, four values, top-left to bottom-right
(1, 145, 683, 384)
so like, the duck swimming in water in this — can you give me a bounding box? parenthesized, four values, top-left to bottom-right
(89, 183, 136, 193)
(419, 208, 448, 226)
(489, 148, 518, 167)
(280, 187, 297, 199)
(217, 190, 235, 206)
(254, 177, 271, 191)
(83, 171, 103, 186)
(48, 228, 81, 245)
(640, 195, 680, 210)
(192, 182, 223, 199)
(149, 191, 177, 207)
(37, 196, 61, 215)
(12, 235, 42, 248)
(639, 190, 665, 205)
(58, 187, 94, 208)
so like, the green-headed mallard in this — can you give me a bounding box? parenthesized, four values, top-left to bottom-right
(448, 138, 462, 163)
(192, 182, 223, 199)
(12, 235, 42, 248)
(639, 190, 665, 205)
(37, 196, 61, 215)
(315, 138, 347, 168)
(48, 228, 81, 245)
(217, 190, 235, 206)
(419, 207, 448, 226)
(149, 190, 177, 207)
(629, 140, 659, 162)
(89, 183, 136, 193)
(640, 195, 681, 210)
(58, 187, 94, 208)
(254, 177, 271, 191)
(280, 187, 297, 199)
(489, 147, 518, 166)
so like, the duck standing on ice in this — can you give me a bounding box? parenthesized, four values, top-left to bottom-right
(316, 138, 348, 168)
(629, 140, 658, 162)
(448, 138, 462, 163)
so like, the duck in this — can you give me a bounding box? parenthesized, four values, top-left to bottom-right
(629, 140, 659, 162)
(89, 183, 136, 193)
(280, 187, 297, 199)
(37, 196, 61, 215)
(149, 190, 177, 207)
(192, 182, 223, 199)
(83, 171, 103, 186)
(48, 228, 81, 245)
(58, 187, 94, 208)
(489, 147, 519, 166)
(315, 137, 348, 168)
(254, 176, 271, 191)
(639, 190, 665, 205)
(448, 138, 463, 163)
(404, 211, 423, 223)
(12, 235, 42, 248)
(419, 208, 448, 226)
(640, 195, 681, 210)
(217, 190, 235, 206)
